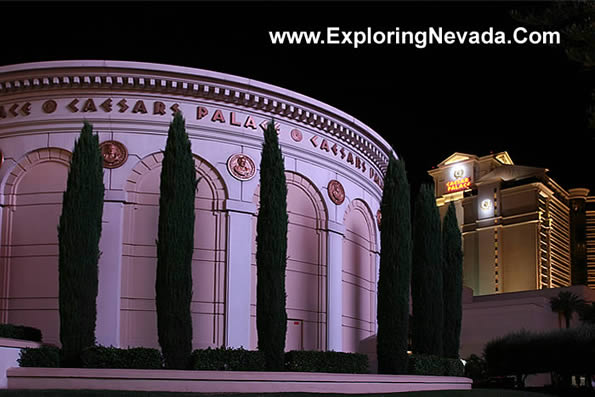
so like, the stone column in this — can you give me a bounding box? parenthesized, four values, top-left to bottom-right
(374, 250, 380, 333)
(327, 220, 345, 352)
(224, 199, 256, 349)
(96, 190, 126, 347)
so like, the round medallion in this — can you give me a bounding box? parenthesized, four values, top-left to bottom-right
(100, 140, 128, 169)
(453, 167, 465, 179)
(327, 179, 345, 205)
(227, 153, 256, 181)
(376, 209, 382, 229)
(42, 100, 57, 114)
(290, 128, 303, 142)
(480, 199, 492, 210)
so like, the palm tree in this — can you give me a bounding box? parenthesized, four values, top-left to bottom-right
(550, 291, 585, 329)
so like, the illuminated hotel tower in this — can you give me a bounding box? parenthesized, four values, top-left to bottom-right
(428, 152, 592, 295)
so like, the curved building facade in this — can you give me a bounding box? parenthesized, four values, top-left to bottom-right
(0, 61, 393, 353)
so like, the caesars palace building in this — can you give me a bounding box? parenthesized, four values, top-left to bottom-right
(0, 60, 391, 352)
(1, 60, 594, 357)
(429, 152, 595, 296)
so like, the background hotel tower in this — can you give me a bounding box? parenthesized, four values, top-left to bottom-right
(429, 152, 594, 295)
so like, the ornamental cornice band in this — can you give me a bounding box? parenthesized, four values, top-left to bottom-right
(0, 62, 391, 173)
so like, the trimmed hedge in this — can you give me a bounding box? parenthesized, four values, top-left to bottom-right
(0, 324, 42, 342)
(18, 346, 162, 369)
(284, 350, 368, 373)
(18, 345, 60, 367)
(191, 347, 265, 371)
(191, 348, 369, 373)
(81, 346, 163, 369)
(408, 354, 464, 377)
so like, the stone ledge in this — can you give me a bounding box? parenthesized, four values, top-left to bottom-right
(7, 367, 472, 393)
(0, 337, 41, 349)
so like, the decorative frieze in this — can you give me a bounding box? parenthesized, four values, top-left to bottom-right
(0, 65, 390, 174)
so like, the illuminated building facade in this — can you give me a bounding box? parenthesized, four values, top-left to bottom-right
(0, 61, 393, 352)
(429, 152, 594, 295)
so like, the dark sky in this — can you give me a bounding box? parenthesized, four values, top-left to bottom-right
(1, 1, 593, 193)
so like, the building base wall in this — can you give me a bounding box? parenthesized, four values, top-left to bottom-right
(6, 367, 471, 393)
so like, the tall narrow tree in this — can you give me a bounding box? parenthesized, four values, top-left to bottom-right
(411, 182, 443, 356)
(256, 120, 288, 371)
(156, 112, 196, 369)
(377, 156, 412, 374)
(58, 121, 104, 366)
(442, 202, 463, 358)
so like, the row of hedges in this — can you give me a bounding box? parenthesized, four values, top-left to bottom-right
(0, 324, 42, 342)
(484, 325, 595, 377)
(19, 346, 465, 377)
(19, 346, 369, 373)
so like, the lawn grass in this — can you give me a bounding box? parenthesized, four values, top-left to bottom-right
(0, 390, 556, 397)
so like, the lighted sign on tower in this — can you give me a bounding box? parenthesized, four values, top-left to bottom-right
(446, 167, 471, 192)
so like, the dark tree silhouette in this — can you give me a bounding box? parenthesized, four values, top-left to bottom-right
(377, 156, 412, 374)
(256, 120, 288, 371)
(550, 290, 586, 328)
(156, 112, 197, 369)
(58, 121, 104, 366)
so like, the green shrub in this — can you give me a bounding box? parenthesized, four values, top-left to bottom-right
(408, 354, 443, 375)
(484, 325, 595, 381)
(0, 324, 42, 342)
(18, 345, 60, 367)
(191, 347, 266, 371)
(284, 350, 368, 373)
(81, 346, 163, 369)
(464, 354, 488, 385)
(408, 354, 464, 376)
(443, 356, 465, 377)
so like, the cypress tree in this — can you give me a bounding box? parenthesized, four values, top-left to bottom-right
(442, 202, 463, 358)
(156, 112, 196, 369)
(411, 182, 443, 356)
(256, 120, 288, 371)
(377, 156, 412, 374)
(58, 121, 104, 366)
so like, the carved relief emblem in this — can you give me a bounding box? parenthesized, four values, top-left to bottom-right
(327, 179, 345, 205)
(100, 140, 128, 169)
(290, 128, 303, 142)
(453, 167, 465, 179)
(227, 153, 256, 181)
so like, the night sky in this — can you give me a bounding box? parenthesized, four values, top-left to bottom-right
(1, 1, 593, 193)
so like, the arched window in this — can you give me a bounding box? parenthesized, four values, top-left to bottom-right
(342, 199, 377, 353)
(0, 148, 71, 346)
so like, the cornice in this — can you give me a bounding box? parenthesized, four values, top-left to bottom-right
(0, 60, 393, 174)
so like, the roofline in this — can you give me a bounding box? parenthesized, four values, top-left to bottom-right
(0, 60, 396, 166)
